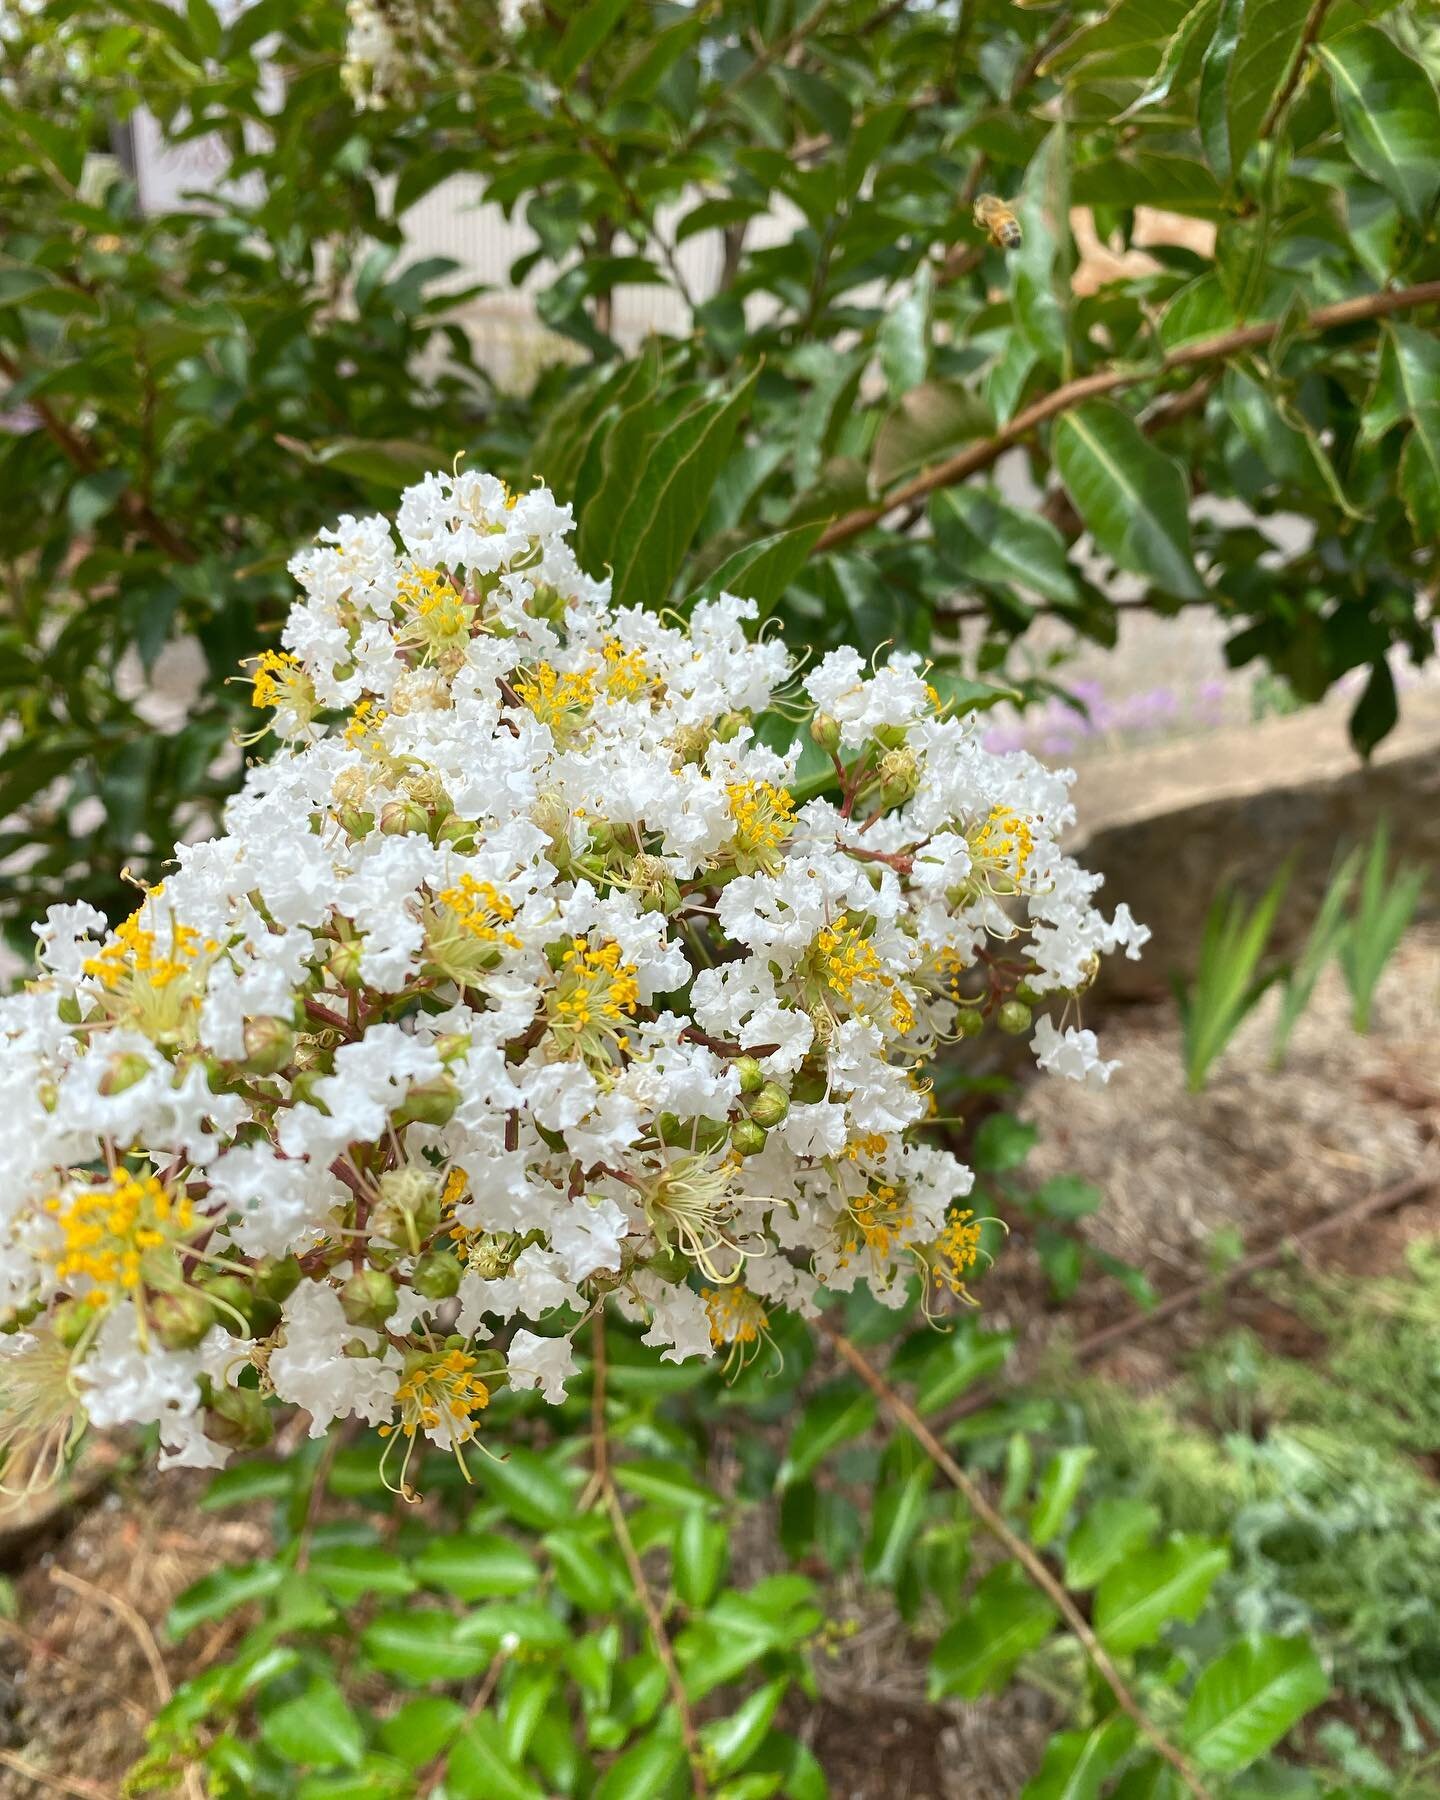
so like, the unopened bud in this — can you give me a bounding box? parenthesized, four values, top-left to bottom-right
(809, 712, 841, 754)
(255, 1254, 302, 1303)
(341, 1268, 398, 1329)
(379, 798, 429, 837)
(242, 1015, 294, 1075)
(436, 815, 476, 852)
(151, 1288, 216, 1351)
(955, 1007, 985, 1038)
(98, 1051, 151, 1097)
(205, 1384, 273, 1450)
(327, 940, 365, 992)
(747, 1081, 790, 1128)
(394, 1074, 459, 1128)
(733, 1055, 765, 1096)
(730, 1118, 768, 1157)
(337, 807, 375, 838)
(435, 1032, 472, 1065)
(997, 1000, 1033, 1036)
(412, 1249, 461, 1300)
(714, 711, 747, 743)
(874, 723, 909, 750)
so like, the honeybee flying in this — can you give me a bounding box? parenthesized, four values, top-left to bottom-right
(973, 193, 1022, 250)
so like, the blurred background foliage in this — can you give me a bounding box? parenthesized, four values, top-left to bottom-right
(1, 0, 1439, 938)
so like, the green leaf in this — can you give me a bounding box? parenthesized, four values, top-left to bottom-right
(414, 1533, 539, 1600)
(292, 436, 441, 489)
(166, 1561, 285, 1640)
(605, 373, 759, 609)
(1021, 1715, 1135, 1800)
(1095, 1536, 1229, 1653)
(932, 487, 1077, 606)
(379, 1698, 465, 1769)
(1121, 0, 1221, 116)
(614, 1458, 718, 1511)
(550, 0, 631, 85)
(1227, 0, 1312, 171)
(863, 1436, 935, 1585)
(308, 1544, 416, 1605)
(1064, 1498, 1160, 1590)
(448, 1714, 547, 1800)
(929, 1563, 1057, 1700)
(1183, 1634, 1329, 1772)
(1030, 1447, 1097, 1549)
(878, 265, 932, 397)
(690, 521, 826, 618)
(673, 1511, 730, 1609)
(593, 1731, 686, 1798)
(777, 1381, 877, 1487)
(871, 381, 993, 489)
(972, 1114, 1037, 1173)
(1365, 324, 1440, 539)
(1054, 402, 1203, 599)
(67, 469, 128, 533)
(703, 1679, 789, 1777)
(361, 1611, 493, 1683)
(260, 1677, 364, 1771)
(477, 1447, 576, 1531)
(1198, 0, 1244, 184)
(1318, 26, 1440, 221)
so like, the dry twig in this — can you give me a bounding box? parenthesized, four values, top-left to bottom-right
(0, 1748, 116, 1800)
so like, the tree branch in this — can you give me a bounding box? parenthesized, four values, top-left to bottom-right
(1259, 0, 1332, 143)
(814, 278, 1440, 553)
(821, 1322, 1214, 1800)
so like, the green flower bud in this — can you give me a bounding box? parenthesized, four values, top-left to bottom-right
(997, 1000, 1033, 1036)
(714, 711, 748, 743)
(379, 798, 429, 837)
(255, 1255, 302, 1303)
(201, 1274, 279, 1338)
(242, 1015, 294, 1075)
(873, 723, 909, 750)
(733, 1055, 765, 1096)
(1014, 979, 1044, 1005)
(809, 711, 842, 754)
(747, 1081, 790, 1128)
(436, 815, 476, 851)
(435, 1032, 472, 1066)
(393, 1074, 459, 1128)
(327, 939, 365, 992)
(337, 807, 375, 838)
(955, 1007, 985, 1038)
(58, 994, 83, 1026)
(205, 1384, 273, 1450)
(730, 1118, 768, 1157)
(151, 1288, 216, 1351)
(412, 1249, 462, 1300)
(341, 1268, 398, 1329)
(98, 1051, 151, 1097)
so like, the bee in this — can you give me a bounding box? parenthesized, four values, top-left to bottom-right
(973, 193, 1022, 251)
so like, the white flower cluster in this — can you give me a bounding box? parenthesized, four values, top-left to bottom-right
(0, 469, 1146, 1496)
(341, 0, 530, 110)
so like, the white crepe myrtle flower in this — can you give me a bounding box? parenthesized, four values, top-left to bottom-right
(0, 467, 1142, 1497)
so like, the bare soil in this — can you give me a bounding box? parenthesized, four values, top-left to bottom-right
(3, 933, 1436, 1800)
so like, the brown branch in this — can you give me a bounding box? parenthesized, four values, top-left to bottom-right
(814, 278, 1440, 553)
(591, 1314, 709, 1795)
(821, 1322, 1214, 1800)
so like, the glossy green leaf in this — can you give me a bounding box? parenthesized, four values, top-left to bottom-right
(1183, 1634, 1329, 1772)
(166, 1561, 285, 1640)
(929, 1563, 1058, 1700)
(361, 1611, 493, 1683)
(260, 1677, 364, 1771)
(1095, 1536, 1229, 1653)
(1319, 26, 1440, 220)
(550, 0, 630, 85)
(1054, 402, 1203, 599)
(691, 522, 827, 618)
(1030, 1447, 1098, 1549)
(1064, 1497, 1161, 1590)
(932, 487, 1078, 605)
(414, 1533, 539, 1600)
(1021, 1714, 1135, 1800)
(448, 1713, 547, 1800)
